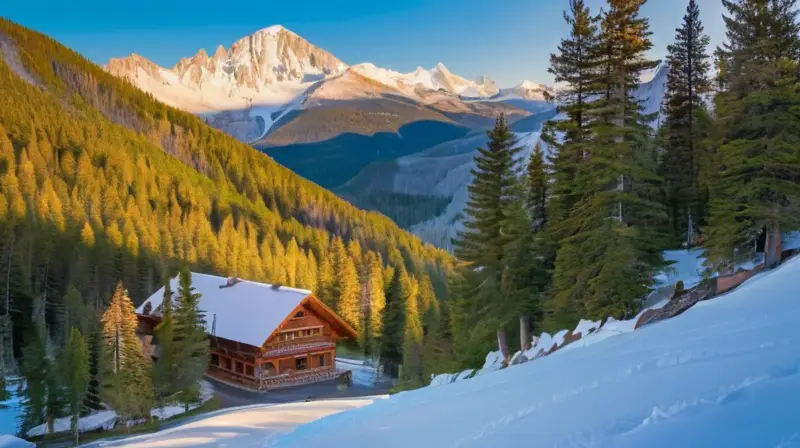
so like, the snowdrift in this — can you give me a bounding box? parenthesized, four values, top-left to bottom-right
(269, 256, 800, 447)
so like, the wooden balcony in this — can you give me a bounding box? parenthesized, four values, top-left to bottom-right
(261, 341, 336, 358)
(258, 365, 342, 390)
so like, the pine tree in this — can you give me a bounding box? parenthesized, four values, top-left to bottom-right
(705, 0, 800, 270)
(335, 255, 361, 334)
(400, 272, 423, 385)
(362, 252, 385, 358)
(153, 276, 179, 402)
(547, 0, 666, 325)
(543, 0, 600, 228)
(101, 282, 154, 421)
(452, 114, 527, 357)
(379, 270, 405, 377)
(83, 326, 103, 413)
(173, 269, 208, 411)
(317, 252, 335, 307)
(60, 328, 90, 446)
(19, 332, 48, 435)
(661, 0, 713, 248)
(527, 143, 548, 233)
(63, 286, 87, 336)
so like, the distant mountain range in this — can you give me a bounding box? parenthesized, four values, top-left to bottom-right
(105, 25, 553, 142)
(105, 25, 665, 250)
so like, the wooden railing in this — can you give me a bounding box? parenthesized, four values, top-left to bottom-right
(259, 365, 339, 390)
(261, 341, 335, 358)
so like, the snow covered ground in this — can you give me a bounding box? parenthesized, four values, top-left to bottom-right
(267, 255, 800, 447)
(84, 397, 381, 448)
(0, 378, 22, 436)
(335, 358, 378, 388)
(0, 434, 33, 448)
(24, 380, 215, 437)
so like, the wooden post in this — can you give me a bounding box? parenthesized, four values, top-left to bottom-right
(497, 328, 509, 363)
(519, 316, 531, 351)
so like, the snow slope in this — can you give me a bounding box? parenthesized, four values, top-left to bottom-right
(270, 255, 800, 447)
(85, 398, 381, 448)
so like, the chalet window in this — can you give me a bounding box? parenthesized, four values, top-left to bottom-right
(317, 354, 325, 367)
(211, 354, 219, 366)
(223, 357, 232, 371)
(245, 364, 255, 377)
(292, 311, 305, 319)
(235, 361, 244, 374)
(295, 357, 307, 370)
(312, 328, 321, 336)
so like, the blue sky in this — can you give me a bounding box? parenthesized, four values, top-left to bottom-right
(5, 0, 726, 87)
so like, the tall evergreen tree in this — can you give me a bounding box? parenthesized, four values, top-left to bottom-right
(101, 283, 154, 421)
(60, 328, 90, 446)
(543, 0, 600, 229)
(527, 143, 549, 233)
(363, 252, 385, 358)
(173, 270, 208, 411)
(334, 247, 361, 333)
(83, 326, 103, 413)
(379, 270, 405, 377)
(19, 332, 49, 435)
(452, 114, 526, 358)
(547, 0, 666, 326)
(153, 276, 179, 402)
(400, 272, 423, 384)
(661, 0, 713, 248)
(705, 0, 800, 269)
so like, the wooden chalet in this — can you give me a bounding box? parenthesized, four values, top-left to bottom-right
(136, 273, 358, 391)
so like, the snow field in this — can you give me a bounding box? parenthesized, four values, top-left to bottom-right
(267, 255, 800, 447)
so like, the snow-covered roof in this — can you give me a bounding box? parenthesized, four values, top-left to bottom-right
(137, 272, 312, 347)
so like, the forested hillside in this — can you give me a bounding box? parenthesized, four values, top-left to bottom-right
(0, 17, 455, 401)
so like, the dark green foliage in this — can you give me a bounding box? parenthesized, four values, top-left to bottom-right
(0, 370, 7, 402)
(379, 270, 405, 377)
(527, 143, 548, 232)
(153, 276, 179, 402)
(173, 270, 209, 411)
(450, 115, 537, 362)
(18, 334, 46, 434)
(63, 286, 88, 337)
(660, 0, 714, 247)
(83, 327, 103, 413)
(60, 328, 89, 445)
(545, 0, 666, 328)
(704, 0, 800, 269)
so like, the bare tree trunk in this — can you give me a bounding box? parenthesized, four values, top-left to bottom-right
(519, 316, 531, 351)
(765, 222, 782, 269)
(686, 208, 694, 250)
(497, 328, 509, 363)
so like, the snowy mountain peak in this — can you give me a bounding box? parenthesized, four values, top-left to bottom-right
(105, 25, 346, 115)
(433, 62, 450, 74)
(255, 25, 286, 36)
